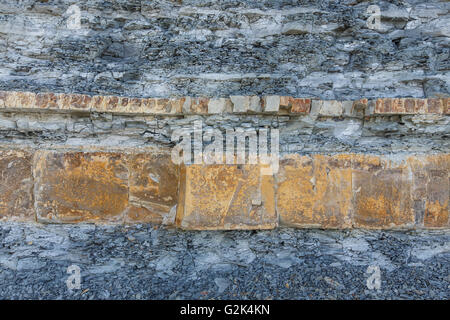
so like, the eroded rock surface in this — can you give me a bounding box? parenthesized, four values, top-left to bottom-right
(0, 223, 448, 299)
(0, 0, 448, 99)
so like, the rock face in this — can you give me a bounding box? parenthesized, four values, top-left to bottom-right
(0, 222, 449, 299)
(277, 154, 353, 228)
(1, 1, 449, 304)
(0, 1, 448, 230)
(278, 154, 450, 229)
(127, 151, 179, 224)
(33, 151, 130, 223)
(0, 0, 449, 99)
(0, 91, 448, 229)
(0, 149, 34, 221)
(352, 155, 415, 228)
(32, 149, 180, 224)
(176, 163, 276, 230)
(0, 146, 447, 229)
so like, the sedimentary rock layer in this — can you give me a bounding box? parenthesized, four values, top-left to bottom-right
(0, 146, 448, 230)
(0, 89, 448, 229)
(0, 90, 449, 115)
(0, 0, 449, 99)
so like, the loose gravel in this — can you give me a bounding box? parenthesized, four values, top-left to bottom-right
(0, 223, 448, 300)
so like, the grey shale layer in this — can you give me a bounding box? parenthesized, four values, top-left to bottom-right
(0, 0, 448, 99)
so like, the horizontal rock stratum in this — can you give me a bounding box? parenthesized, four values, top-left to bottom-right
(0, 146, 448, 230)
(0, 90, 448, 230)
(0, 91, 449, 116)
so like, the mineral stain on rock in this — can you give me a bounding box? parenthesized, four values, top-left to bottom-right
(0, 149, 34, 221)
(33, 151, 129, 223)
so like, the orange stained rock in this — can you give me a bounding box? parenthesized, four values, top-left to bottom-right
(127, 151, 179, 224)
(277, 154, 353, 228)
(176, 163, 276, 230)
(408, 154, 449, 228)
(0, 149, 34, 221)
(34, 151, 129, 223)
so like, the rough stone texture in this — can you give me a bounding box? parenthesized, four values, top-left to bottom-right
(183, 97, 209, 114)
(280, 97, 311, 114)
(176, 164, 277, 230)
(0, 111, 448, 156)
(0, 90, 187, 114)
(127, 150, 179, 224)
(0, 146, 447, 229)
(315, 100, 345, 117)
(32, 149, 180, 224)
(0, 0, 449, 230)
(375, 98, 446, 114)
(33, 150, 129, 223)
(0, 222, 448, 300)
(262, 95, 280, 113)
(1, 91, 449, 116)
(278, 154, 353, 228)
(230, 95, 262, 113)
(0, 0, 449, 302)
(0, 1, 448, 99)
(207, 98, 232, 114)
(409, 155, 450, 228)
(278, 154, 449, 229)
(0, 149, 34, 221)
(352, 155, 415, 228)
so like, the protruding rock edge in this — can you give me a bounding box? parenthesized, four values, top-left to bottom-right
(0, 145, 448, 230)
(0, 91, 448, 116)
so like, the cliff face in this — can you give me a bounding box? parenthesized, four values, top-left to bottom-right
(1, 1, 449, 301)
(0, 0, 449, 99)
(0, 1, 448, 230)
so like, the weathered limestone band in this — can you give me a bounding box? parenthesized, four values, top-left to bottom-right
(0, 147, 448, 230)
(0, 91, 449, 116)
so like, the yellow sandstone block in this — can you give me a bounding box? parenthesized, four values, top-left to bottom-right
(176, 164, 276, 230)
(126, 151, 179, 224)
(408, 154, 449, 228)
(277, 154, 353, 228)
(33, 151, 129, 223)
(352, 155, 415, 228)
(0, 149, 34, 221)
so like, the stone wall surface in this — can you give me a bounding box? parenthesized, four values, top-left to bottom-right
(0, 91, 448, 230)
(0, 145, 448, 230)
(1, 90, 449, 115)
(0, 0, 449, 230)
(0, 0, 449, 99)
